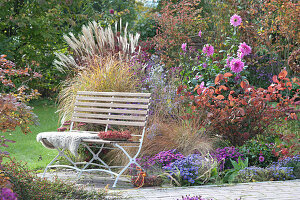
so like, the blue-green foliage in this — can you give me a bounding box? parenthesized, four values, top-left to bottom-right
(234, 166, 295, 183)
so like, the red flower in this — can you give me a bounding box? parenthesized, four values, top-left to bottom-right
(281, 148, 289, 156)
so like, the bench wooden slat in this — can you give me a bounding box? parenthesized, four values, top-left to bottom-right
(82, 138, 140, 144)
(74, 102, 149, 109)
(74, 107, 148, 115)
(77, 91, 151, 97)
(72, 118, 146, 127)
(76, 96, 150, 103)
(72, 113, 146, 121)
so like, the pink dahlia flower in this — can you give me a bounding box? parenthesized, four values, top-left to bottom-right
(230, 14, 242, 27)
(226, 57, 232, 67)
(202, 44, 214, 57)
(238, 42, 252, 56)
(181, 43, 187, 52)
(198, 30, 202, 37)
(237, 50, 245, 59)
(259, 155, 265, 162)
(230, 58, 244, 73)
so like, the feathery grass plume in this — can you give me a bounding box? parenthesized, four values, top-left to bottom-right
(108, 113, 217, 168)
(54, 20, 140, 73)
(143, 116, 216, 156)
(57, 56, 139, 123)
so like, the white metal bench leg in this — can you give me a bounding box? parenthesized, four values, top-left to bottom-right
(77, 143, 113, 178)
(42, 148, 80, 178)
(112, 143, 143, 187)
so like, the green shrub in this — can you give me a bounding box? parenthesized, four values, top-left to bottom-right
(2, 157, 110, 200)
(239, 137, 279, 168)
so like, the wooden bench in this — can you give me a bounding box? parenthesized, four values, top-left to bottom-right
(39, 91, 151, 187)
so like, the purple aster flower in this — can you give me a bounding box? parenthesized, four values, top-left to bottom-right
(238, 42, 252, 56)
(202, 44, 214, 57)
(109, 9, 114, 14)
(230, 14, 242, 27)
(230, 58, 244, 73)
(259, 156, 265, 162)
(198, 30, 202, 37)
(1, 188, 18, 200)
(181, 43, 187, 52)
(203, 63, 207, 68)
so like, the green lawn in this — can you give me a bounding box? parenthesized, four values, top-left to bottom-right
(4, 101, 60, 171)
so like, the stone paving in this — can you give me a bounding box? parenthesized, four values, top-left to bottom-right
(38, 171, 300, 200)
(119, 180, 300, 200)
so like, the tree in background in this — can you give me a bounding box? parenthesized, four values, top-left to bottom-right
(0, 0, 138, 96)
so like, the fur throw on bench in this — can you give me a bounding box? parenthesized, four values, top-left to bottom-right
(36, 131, 99, 157)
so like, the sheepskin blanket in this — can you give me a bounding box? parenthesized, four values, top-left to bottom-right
(36, 131, 99, 157)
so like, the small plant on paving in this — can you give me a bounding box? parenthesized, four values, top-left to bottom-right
(1, 156, 110, 200)
(179, 195, 213, 200)
(163, 154, 218, 186)
(211, 146, 244, 171)
(222, 157, 248, 183)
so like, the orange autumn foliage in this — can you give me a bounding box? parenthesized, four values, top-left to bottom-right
(177, 69, 299, 146)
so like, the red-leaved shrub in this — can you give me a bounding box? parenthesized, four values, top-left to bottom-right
(177, 69, 299, 146)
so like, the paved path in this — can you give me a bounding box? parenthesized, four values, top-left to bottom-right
(38, 171, 300, 199)
(118, 180, 300, 200)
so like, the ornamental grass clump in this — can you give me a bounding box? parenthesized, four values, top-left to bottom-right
(54, 20, 140, 73)
(55, 20, 141, 123)
(163, 154, 218, 186)
(141, 116, 216, 158)
(58, 56, 139, 123)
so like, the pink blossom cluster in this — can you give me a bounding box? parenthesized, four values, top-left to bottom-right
(230, 14, 242, 27)
(202, 44, 214, 57)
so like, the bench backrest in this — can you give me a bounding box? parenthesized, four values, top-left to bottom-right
(71, 91, 151, 132)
